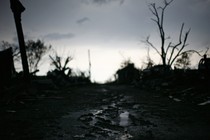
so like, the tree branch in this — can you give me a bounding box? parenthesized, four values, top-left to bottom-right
(180, 50, 202, 57)
(143, 36, 162, 56)
(169, 28, 191, 66)
(168, 23, 184, 65)
(165, 42, 172, 55)
(147, 0, 196, 67)
(49, 55, 60, 70)
(149, 3, 161, 28)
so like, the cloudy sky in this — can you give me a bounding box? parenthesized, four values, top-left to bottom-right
(0, 0, 210, 82)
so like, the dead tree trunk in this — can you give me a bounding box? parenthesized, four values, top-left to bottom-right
(144, 0, 196, 68)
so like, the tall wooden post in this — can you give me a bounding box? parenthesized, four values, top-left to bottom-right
(88, 50, 91, 80)
(10, 0, 30, 82)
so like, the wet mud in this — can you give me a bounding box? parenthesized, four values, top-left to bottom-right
(0, 85, 210, 139)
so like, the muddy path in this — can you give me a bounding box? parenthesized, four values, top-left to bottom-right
(0, 85, 210, 139)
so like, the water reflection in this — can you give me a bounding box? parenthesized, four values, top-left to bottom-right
(119, 111, 130, 127)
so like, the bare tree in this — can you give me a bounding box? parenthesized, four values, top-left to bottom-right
(49, 52, 73, 77)
(26, 39, 51, 73)
(1, 40, 51, 74)
(145, 0, 198, 67)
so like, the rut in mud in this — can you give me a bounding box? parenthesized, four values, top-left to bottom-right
(1, 85, 210, 140)
(45, 86, 159, 140)
(73, 90, 137, 139)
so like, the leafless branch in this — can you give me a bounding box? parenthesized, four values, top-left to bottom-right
(169, 28, 191, 65)
(147, 0, 197, 67)
(143, 36, 161, 56)
(205, 47, 209, 54)
(49, 55, 61, 70)
(167, 23, 185, 64)
(165, 42, 172, 55)
(180, 50, 202, 57)
(149, 3, 161, 28)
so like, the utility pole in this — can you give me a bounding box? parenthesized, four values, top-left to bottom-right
(88, 50, 91, 80)
(10, 0, 30, 82)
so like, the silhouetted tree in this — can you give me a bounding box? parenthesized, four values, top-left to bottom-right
(49, 52, 72, 77)
(144, 58, 154, 69)
(25, 39, 51, 74)
(174, 52, 191, 69)
(145, 0, 198, 68)
(1, 40, 51, 74)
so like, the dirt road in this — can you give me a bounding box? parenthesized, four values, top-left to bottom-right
(0, 85, 210, 139)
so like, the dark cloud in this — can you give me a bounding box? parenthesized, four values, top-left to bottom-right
(82, 0, 124, 5)
(12, 33, 34, 43)
(77, 17, 90, 24)
(43, 33, 75, 41)
(191, 0, 210, 4)
(187, 0, 210, 8)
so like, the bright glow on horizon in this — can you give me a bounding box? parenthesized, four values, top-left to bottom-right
(36, 43, 150, 83)
(2, 0, 206, 83)
(35, 45, 201, 83)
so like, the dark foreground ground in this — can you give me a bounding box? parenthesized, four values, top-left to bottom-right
(0, 84, 210, 140)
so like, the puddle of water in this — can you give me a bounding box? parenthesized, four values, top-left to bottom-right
(110, 103, 117, 108)
(73, 94, 136, 139)
(119, 111, 130, 127)
(101, 88, 108, 92)
(132, 104, 140, 109)
(93, 109, 103, 115)
(120, 96, 131, 102)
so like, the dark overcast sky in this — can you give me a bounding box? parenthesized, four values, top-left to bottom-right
(0, 0, 210, 82)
